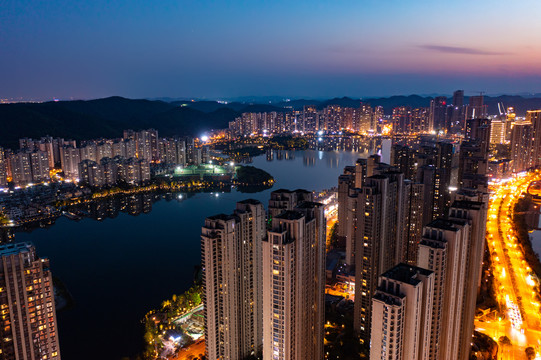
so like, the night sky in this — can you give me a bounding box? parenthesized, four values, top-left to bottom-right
(1, 0, 541, 100)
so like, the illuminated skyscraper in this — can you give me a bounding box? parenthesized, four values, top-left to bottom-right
(450, 90, 465, 133)
(60, 146, 81, 181)
(489, 119, 506, 144)
(302, 105, 319, 133)
(429, 96, 448, 132)
(262, 196, 325, 360)
(466, 95, 487, 120)
(417, 219, 470, 360)
(9, 151, 33, 187)
(369, 264, 434, 360)
(267, 189, 313, 219)
(358, 104, 373, 134)
(392, 106, 412, 134)
(448, 199, 488, 360)
(201, 200, 265, 360)
(0, 243, 61, 360)
(29, 151, 50, 183)
(353, 171, 408, 343)
(526, 110, 541, 168)
(0, 147, 7, 187)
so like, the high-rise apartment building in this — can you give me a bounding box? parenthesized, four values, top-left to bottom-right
(7, 150, 50, 186)
(402, 181, 425, 264)
(429, 96, 448, 132)
(411, 107, 430, 133)
(452, 90, 464, 109)
(370, 264, 434, 360)
(391, 144, 417, 181)
(135, 129, 158, 162)
(337, 173, 356, 238)
(303, 105, 319, 133)
(526, 110, 541, 168)
(262, 195, 325, 360)
(9, 151, 33, 187)
(0, 147, 7, 187)
(392, 106, 412, 134)
(448, 199, 488, 360)
(358, 104, 373, 134)
(0, 243, 61, 360)
(201, 200, 265, 360)
(450, 90, 465, 134)
(466, 95, 488, 120)
(78, 159, 104, 187)
(267, 189, 313, 219)
(489, 119, 506, 144)
(323, 105, 344, 132)
(353, 171, 407, 343)
(29, 151, 50, 183)
(510, 121, 533, 173)
(417, 219, 470, 360)
(60, 146, 81, 181)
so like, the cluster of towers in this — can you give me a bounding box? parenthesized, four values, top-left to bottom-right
(0, 129, 210, 188)
(336, 130, 489, 358)
(201, 190, 326, 360)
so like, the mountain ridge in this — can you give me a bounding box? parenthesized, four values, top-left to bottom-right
(1, 94, 541, 148)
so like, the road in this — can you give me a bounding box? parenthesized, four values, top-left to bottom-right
(172, 339, 205, 360)
(476, 171, 541, 359)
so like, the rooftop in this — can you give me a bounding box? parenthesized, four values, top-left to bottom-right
(206, 213, 235, 222)
(426, 218, 466, 232)
(0, 242, 34, 257)
(450, 200, 483, 210)
(295, 201, 323, 209)
(237, 199, 261, 205)
(380, 263, 433, 285)
(373, 292, 404, 306)
(275, 210, 304, 221)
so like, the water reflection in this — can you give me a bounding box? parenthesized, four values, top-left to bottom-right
(67, 192, 199, 221)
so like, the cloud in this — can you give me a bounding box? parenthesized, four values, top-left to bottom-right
(419, 45, 509, 56)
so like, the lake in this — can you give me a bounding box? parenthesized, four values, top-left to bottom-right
(14, 147, 383, 360)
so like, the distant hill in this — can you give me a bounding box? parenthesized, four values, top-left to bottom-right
(479, 96, 541, 116)
(0, 97, 239, 148)
(361, 95, 432, 114)
(2, 94, 541, 148)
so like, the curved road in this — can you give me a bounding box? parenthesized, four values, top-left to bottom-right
(476, 171, 541, 359)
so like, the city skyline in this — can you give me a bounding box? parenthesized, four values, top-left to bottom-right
(2, 1, 541, 100)
(3, 0, 541, 358)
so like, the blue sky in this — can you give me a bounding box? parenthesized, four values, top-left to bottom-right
(1, 0, 540, 100)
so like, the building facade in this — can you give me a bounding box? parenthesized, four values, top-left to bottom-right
(262, 197, 325, 360)
(0, 243, 61, 360)
(201, 200, 265, 360)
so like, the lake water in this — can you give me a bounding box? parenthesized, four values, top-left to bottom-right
(13, 148, 381, 360)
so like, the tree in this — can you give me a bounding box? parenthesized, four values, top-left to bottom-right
(525, 347, 536, 360)
(498, 335, 511, 348)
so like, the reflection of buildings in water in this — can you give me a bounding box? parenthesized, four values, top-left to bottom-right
(266, 150, 274, 162)
(303, 150, 316, 167)
(368, 138, 382, 155)
(80, 193, 157, 220)
(325, 153, 340, 169)
(126, 194, 153, 216)
(284, 151, 295, 160)
(275, 150, 295, 161)
(309, 136, 373, 153)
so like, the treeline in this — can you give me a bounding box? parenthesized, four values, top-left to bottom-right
(513, 195, 541, 279)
